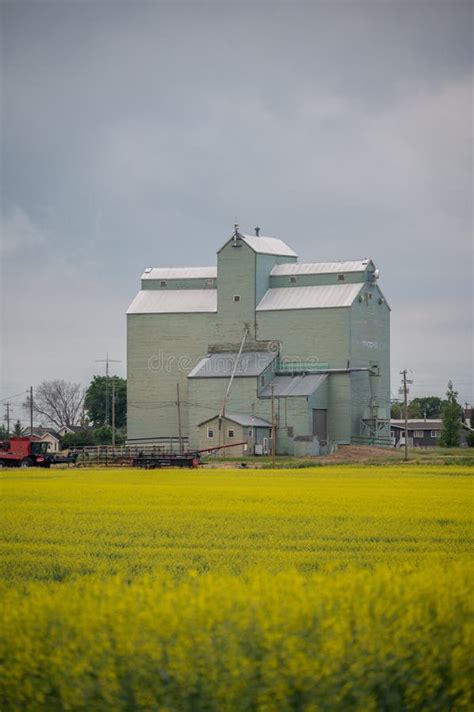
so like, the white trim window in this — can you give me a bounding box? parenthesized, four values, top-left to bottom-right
(248, 428, 253, 437)
(414, 430, 424, 438)
(227, 427, 235, 438)
(207, 427, 214, 439)
(431, 430, 441, 438)
(233, 295, 241, 302)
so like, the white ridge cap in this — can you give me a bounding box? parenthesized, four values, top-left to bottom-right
(271, 260, 372, 276)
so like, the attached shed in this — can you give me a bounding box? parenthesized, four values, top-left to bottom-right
(197, 413, 272, 456)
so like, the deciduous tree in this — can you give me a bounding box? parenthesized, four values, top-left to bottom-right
(84, 376, 127, 428)
(407, 397, 442, 419)
(25, 381, 85, 429)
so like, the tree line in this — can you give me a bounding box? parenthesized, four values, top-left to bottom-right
(0, 376, 127, 446)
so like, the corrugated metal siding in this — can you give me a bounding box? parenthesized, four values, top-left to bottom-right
(350, 283, 391, 443)
(142, 267, 217, 279)
(217, 239, 257, 341)
(270, 261, 370, 275)
(188, 351, 277, 378)
(257, 284, 363, 311)
(260, 374, 327, 397)
(127, 289, 217, 314)
(241, 234, 297, 257)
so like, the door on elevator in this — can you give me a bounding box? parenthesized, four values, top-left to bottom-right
(312, 409, 327, 444)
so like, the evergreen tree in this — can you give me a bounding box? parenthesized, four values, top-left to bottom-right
(439, 382, 461, 447)
(12, 420, 24, 436)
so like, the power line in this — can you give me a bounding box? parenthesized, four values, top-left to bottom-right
(3, 403, 11, 435)
(399, 370, 413, 462)
(0, 390, 28, 404)
(95, 352, 121, 425)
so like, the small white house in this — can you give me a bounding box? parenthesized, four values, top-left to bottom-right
(26, 427, 61, 453)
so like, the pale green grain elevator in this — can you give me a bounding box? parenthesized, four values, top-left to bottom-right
(127, 228, 390, 454)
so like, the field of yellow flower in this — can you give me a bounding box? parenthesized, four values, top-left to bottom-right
(0, 465, 472, 710)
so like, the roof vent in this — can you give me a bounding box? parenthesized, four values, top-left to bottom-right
(255, 226, 260, 236)
(232, 224, 242, 248)
(232, 223, 242, 247)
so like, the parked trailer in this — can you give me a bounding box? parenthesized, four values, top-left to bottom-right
(69, 441, 249, 468)
(132, 453, 201, 469)
(132, 441, 248, 468)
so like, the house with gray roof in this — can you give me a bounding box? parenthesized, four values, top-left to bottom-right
(127, 227, 391, 454)
(391, 419, 472, 448)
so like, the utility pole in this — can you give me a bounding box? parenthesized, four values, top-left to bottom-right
(95, 353, 121, 426)
(111, 378, 116, 447)
(399, 370, 412, 462)
(29, 386, 33, 437)
(176, 383, 183, 453)
(271, 383, 276, 467)
(4, 403, 11, 436)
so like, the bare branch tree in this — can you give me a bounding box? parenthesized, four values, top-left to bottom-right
(24, 380, 85, 429)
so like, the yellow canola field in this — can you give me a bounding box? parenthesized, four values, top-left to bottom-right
(0, 465, 472, 711)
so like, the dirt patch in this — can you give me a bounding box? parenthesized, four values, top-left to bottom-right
(317, 445, 402, 464)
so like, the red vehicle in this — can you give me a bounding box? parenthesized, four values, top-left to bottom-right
(0, 436, 52, 468)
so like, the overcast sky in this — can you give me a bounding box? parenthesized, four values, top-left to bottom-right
(1, 0, 472, 423)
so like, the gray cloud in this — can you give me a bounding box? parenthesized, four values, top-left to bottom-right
(1, 0, 472, 410)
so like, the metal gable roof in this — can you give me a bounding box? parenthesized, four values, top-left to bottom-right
(127, 289, 217, 314)
(256, 283, 363, 311)
(270, 260, 371, 275)
(198, 412, 272, 428)
(188, 351, 277, 378)
(259, 374, 327, 398)
(239, 234, 297, 257)
(142, 266, 216, 280)
(391, 420, 443, 430)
